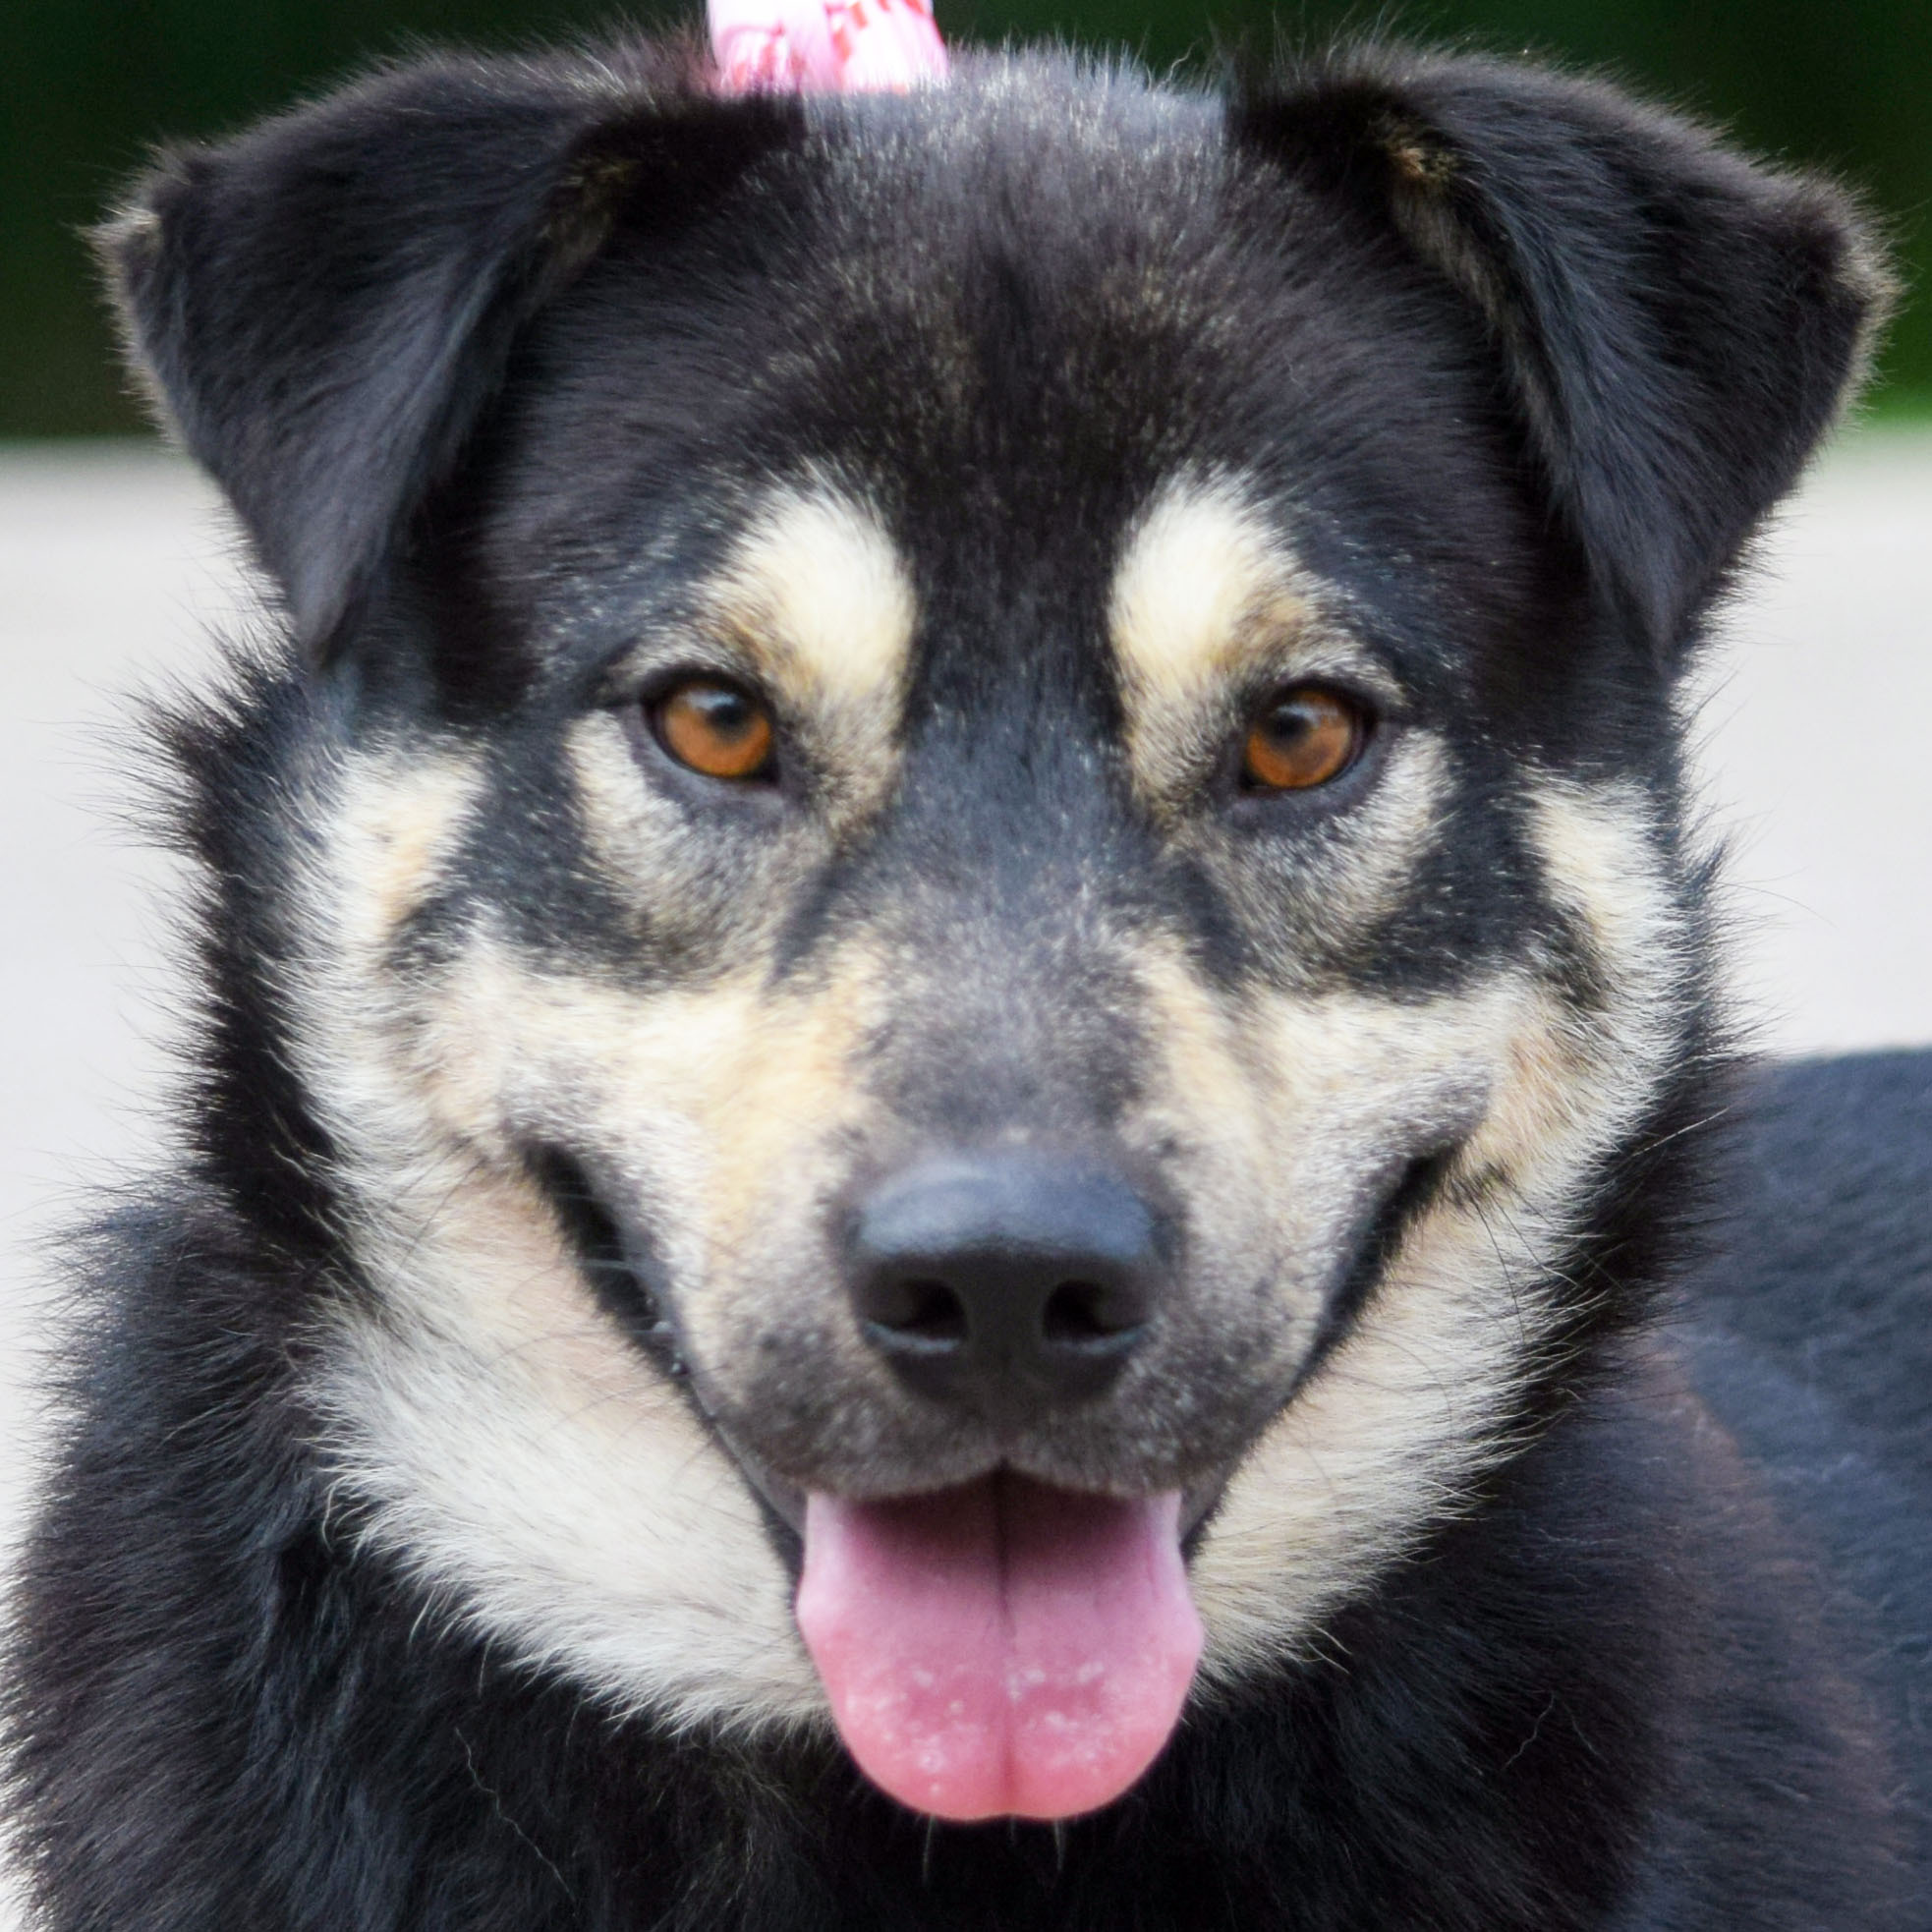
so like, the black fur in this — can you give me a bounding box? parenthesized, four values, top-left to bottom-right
(5, 38, 1925, 1930)
(1233, 51, 1882, 654)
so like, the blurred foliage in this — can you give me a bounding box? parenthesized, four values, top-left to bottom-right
(4, 0, 1929, 434)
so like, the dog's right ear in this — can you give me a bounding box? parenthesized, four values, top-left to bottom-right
(101, 47, 799, 659)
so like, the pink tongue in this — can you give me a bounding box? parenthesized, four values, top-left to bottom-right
(796, 1476, 1202, 1822)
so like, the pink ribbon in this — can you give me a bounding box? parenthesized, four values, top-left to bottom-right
(710, 0, 948, 92)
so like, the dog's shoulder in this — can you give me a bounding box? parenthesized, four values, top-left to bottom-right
(1676, 1050, 1932, 1867)
(1689, 1049, 1932, 1455)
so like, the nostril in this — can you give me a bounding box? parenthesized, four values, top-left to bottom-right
(862, 1276, 970, 1350)
(1042, 1279, 1143, 1347)
(846, 1152, 1165, 1404)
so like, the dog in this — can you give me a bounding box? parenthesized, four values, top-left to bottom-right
(4, 32, 1927, 1929)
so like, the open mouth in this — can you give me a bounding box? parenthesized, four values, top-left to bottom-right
(527, 1139, 1455, 1819)
(796, 1471, 1202, 1822)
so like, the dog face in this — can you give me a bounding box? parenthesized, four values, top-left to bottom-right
(109, 46, 1880, 1819)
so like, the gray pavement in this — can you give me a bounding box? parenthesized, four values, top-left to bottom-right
(0, 431, 1927, 1917)
(2, 447, 234, 1551)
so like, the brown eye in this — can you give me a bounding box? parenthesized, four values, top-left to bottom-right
(1241, 687, 1367, 792)
(652, 680, 775, 782)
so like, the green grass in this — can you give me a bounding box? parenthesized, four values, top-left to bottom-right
(1864, 385, 1932, 423)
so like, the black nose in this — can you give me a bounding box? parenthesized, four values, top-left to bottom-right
(849, 1153, 1161, 1412)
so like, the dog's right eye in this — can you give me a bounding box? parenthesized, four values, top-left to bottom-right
(650, 680, 777, 783)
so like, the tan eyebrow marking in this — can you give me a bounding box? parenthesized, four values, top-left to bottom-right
(1109, 476, 1309, 713)
(709, 483, 917, 719)
(1110, 475, 1386, 809)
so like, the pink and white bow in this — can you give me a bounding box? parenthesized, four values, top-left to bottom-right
(709, 0, 948, 92)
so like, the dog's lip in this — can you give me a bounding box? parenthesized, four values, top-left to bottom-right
(704, 1409, 810, 1536)
(525, 1138, 1235, 1542)
(535, 1133, 1461, 1552)
(704, 1412, 1230, 1546)
(704, 1141, 1464, 1549)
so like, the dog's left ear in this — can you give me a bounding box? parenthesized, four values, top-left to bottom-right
(1233, 52, 1893, 655)
(100, 47, 799, 658)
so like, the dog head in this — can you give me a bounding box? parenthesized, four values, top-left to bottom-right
(107, 42, 1883, 1821)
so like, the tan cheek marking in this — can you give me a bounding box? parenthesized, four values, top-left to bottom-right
(282, 745, 490, 1195)
(677, 950, 888, 1340)
(1186, 785, 1690, 1686)
(289, 786, 829, 1730)
(1119, 946, 1539, 1492)
(308, 1156, 824, 1733)
(1120, 940, 1280, 1252)
(399, 933, 889, 1376)
(1183, 976, 1563, 1683)
(294, 927, 879, 1733)
(1127, 941, 1522, 1190)
(1526, 777, 1685, 993)
(325, 747, 486, 958)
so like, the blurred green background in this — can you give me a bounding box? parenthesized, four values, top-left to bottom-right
(5, 0, 1929, 435)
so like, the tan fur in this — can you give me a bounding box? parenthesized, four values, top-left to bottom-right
(586, 479, 916, 833)
(1178, 727, 1455, 981)
(288, 744, 896, 1732)
(394, 932, 894, 1386)
(326, 747, 487, 959)
(708, 480, 916, 801)
(1186, 776, 1687, 1680)
(289, 646, 1687, 1734)
(310, 1158, 824, 1731)
(1108, 474, 1398, 815)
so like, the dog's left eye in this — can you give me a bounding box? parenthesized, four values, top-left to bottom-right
(1236, 687, 1375, 792)
(1241, 686, 1368, 793)
(650, 680, 777, 782)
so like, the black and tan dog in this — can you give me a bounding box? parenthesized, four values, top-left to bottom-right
(5, 34, 1929, 1929)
